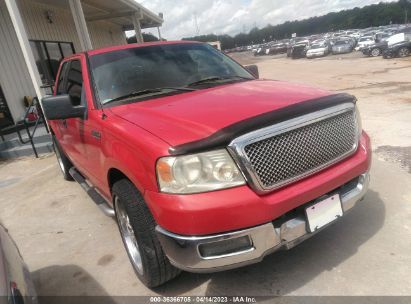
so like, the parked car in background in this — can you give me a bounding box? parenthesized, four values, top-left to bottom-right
(0, 224, 37, 304)
(387, 32, 408, 46)
(42, 41, 371, 287)
(291, 43, 308, 59)
(222, 24, 407, 56)
(340, 36, 357, 48)
(375, 32, 390, 43)
(254, 46, 265, 56)
(268, 43, 288, 55)
(306, 43, 329, 58)
(383, 41, 411, 58)
(332, 40, 353, 54)
(362, 41, 388, 57)
(355, 36, 375, 51)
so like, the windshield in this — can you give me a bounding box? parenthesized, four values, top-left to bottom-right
(89, 43, 253, 105)
(311, 44, 324, 49)
(359, 37, 373, 42)
(335, 40, 348, 45)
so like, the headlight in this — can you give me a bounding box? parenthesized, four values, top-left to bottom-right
(355, 104, 363, 136)
(156, 149, 245, 194)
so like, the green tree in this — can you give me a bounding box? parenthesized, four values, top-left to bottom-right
(127, 33, 160, 44)
(183, 1, 410, 50)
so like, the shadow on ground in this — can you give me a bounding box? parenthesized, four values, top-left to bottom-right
(32, 265, 116, 304)
(154, 190, 385, 297)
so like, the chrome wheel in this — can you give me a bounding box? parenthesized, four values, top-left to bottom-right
(398, 47, 410, 58)
(115, 196, 144, 275)
(371, 48, 380, 57)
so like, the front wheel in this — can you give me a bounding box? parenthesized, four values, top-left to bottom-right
(52, 136, 73, 181)
(113, 179, 181, 288)
(398, 47, 410, 58)
(371, 48, 381, 57)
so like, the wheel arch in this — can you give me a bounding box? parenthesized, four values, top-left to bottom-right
(108, 168, 132, 193)
(398, 46, 410, 56)
(107, 167, 160, 234)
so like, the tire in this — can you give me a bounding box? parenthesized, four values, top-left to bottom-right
(112, 179, 181, 288)
(52, 136, 73, 181)
(398, 47, 410, 58)
(371, 48, 381, 57)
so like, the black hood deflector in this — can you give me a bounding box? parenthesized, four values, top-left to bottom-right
(169, 93, 356, 155)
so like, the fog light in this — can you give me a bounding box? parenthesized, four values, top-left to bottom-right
(198, 236, 253, 258)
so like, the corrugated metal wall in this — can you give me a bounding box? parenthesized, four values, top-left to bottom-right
(18, 0, 126, 53)
(0, 0, 36, 122)
(88, 21, 127, 49)
(18, 0, 82, 49)
(0, 0, 126, 121)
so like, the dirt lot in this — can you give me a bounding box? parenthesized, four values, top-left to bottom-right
(0, 51, 410, 299)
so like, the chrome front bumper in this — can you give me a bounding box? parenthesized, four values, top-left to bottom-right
(156, 172, 370, 273)
(306, 52, 326, 58)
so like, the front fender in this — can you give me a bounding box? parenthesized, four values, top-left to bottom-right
(100, 114, 170, 203)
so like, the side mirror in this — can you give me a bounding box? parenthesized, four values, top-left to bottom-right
(245, 64, 259, 79)
(42, 94, 86, 120)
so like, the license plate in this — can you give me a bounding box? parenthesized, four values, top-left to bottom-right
(305, 194, 343, 233)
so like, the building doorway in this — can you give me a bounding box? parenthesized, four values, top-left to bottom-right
(0, 84, 13, 128)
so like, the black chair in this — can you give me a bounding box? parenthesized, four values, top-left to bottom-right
(0, 97, 49, 158)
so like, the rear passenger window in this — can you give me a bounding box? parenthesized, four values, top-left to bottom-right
(66, 60, 83, 106)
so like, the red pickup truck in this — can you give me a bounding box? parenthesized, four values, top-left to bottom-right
(42, 41, 371, 288)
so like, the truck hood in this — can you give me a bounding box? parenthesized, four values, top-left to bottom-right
(388, 33, 405, 46)
(389, 41, 409, 48)
(308, 46, 327, 53)
(333, 44, 350, 50)
(307, 47, 327, 53)
(108, 80, 331, 147)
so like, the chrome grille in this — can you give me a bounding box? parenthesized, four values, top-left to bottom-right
(229, 105, 358, 193)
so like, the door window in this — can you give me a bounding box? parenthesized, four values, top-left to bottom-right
(66, 61, 83, 106)
(55, 60, 84, 106)
(56, 62, 69, 95)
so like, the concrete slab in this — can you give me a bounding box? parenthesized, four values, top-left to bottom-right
(0, 52, 410, 298)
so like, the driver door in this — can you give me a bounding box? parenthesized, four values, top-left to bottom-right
(54, 59, 88, 172)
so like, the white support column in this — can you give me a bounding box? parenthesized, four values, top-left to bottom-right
(69, 0, 93, 51)
(132, 11, 144, 44)
(5, 0, 44, 102)
(157, 27, 162, 40)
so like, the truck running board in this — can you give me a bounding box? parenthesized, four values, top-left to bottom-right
(69, 167, 115, 217)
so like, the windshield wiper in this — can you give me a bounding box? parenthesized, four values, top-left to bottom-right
(186, 76, 253, 87)
(104, 87, 196, 104)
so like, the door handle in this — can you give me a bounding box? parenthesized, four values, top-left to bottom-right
(62, 119, 67, 128)
(91, 130, 101, 139)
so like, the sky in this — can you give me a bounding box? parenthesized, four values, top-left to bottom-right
(134, 0, 397, 40)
